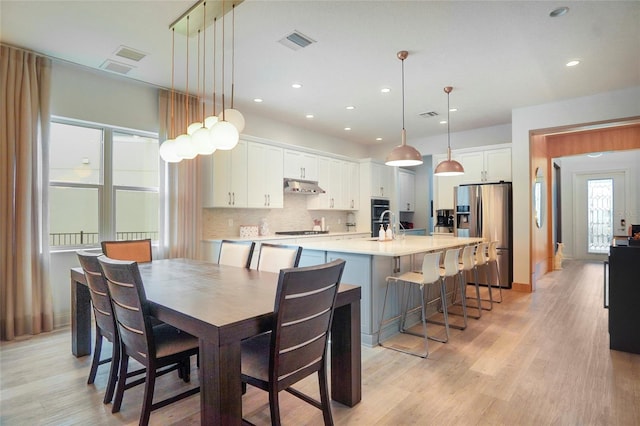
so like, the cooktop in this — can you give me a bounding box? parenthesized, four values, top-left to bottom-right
(275, 230, 329, 236)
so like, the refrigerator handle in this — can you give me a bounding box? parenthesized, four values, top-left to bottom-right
(603, 260, 609, 309)
(477, 189, 483, 237)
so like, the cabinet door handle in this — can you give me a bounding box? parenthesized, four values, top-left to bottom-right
(407, 203, 410, 211)
(232, 192, 235, 205)
(380, 187, 384, 197)
(302, 167, 305, 179)
(228, 192, 232, 205)
(300, 167, 304, 179)
(268, 194, 271, 206)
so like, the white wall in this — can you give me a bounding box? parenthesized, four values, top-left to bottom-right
(557, 150, 640, 259)
(512, 85, 640, 286)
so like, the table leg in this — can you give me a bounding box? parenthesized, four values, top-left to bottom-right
(71, 276, 91, 357)
(330, 299, 362, 406)
(199, 338, 243, 425)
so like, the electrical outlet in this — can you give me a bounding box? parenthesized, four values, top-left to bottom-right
(228, 219, 233, 227)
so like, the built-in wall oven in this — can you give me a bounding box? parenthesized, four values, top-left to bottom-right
(371, 199, 390, 237)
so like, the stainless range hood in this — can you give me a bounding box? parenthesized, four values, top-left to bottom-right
(283, 178, 325, 194)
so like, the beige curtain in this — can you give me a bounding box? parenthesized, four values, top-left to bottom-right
(158, 89, 204, 260)
(1, 45, 54, 340)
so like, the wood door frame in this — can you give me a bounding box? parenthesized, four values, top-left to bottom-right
(526, 117, 640, 293)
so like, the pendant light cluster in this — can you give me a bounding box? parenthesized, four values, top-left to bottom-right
(160, 0, 245, 163)
(385, 50, 423, 167)
(434, 86, 464, 176)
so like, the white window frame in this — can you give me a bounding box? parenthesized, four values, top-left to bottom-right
(49, 117, 159, 250)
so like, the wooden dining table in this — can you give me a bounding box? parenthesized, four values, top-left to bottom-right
(70, 258, 362, 425)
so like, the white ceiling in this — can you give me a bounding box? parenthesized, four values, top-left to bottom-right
(2, 1, 639, 147)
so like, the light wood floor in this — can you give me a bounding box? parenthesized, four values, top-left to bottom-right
(2, 260, 639, 425)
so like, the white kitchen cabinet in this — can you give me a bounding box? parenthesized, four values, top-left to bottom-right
(206, 139, 248, 208)
(370, 162, 393, 198)
(247, 142, 283, 208)
(459, 147, 511, 184)
(398, 169, 415, 212)
(346, 161, 360, 210)
(308, 157, 358, 210)
(283, 149, 318, 181)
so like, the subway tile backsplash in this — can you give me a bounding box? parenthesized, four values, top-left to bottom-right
(203, 194, 349, 238)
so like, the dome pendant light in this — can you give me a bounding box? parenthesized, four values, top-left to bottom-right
(434, 86, 464, 176)
(385, 50, 423, 167)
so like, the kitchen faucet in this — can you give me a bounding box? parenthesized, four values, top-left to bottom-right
(379, 210, 396, 239)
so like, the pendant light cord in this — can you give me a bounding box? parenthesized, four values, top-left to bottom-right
(447, 90, 451, 149)
(401, 57, 405, 132)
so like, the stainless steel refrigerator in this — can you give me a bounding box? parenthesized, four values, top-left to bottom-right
(454, 182, 512, 288)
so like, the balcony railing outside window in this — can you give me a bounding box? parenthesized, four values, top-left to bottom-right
(49, 231, 158, 247)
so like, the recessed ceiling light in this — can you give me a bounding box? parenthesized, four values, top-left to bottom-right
(292, 83, 302, 89)
(375, 137, 383, 141)
(346, 106, 355, 110)
(439, 120, 447, 124)
(305, 114, 314, 119)
(566, 60, 580, 67)
(253, 98, 263, 103)
(550, 7, 569, 18)
(381, 88, 391, 94)
(344, 127, 351, 131)
(449, 108, 457, 112)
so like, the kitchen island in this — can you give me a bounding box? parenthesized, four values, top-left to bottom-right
(296, 235, 484, 346)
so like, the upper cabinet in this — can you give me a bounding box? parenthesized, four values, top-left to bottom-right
(308, 156, 359, 211)
(459, 147, 511, 184)
(247, 142, 284, 208)
(433, 153, 462, 210)
(203, 140, 248, 208)
(370, 162, 393, 198)
(283, 150, 318, 181)
(398, 169, 415, 212)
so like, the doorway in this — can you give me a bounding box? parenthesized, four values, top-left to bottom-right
(573, 171, 626, 260)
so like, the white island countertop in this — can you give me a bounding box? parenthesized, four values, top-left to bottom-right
(297, 235, 484, 257)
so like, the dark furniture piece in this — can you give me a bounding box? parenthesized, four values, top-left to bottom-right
(98, 256, 199, 426)
(607, 240, 640, 354)
(76, 250, 121, 404)
(241, 259, 346, 425)
(101, 239, 153, 263)
(70, 258, 362, 425)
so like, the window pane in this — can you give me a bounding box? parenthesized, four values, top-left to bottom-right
(50, 122, 102, 184)
(115, 190, 159, 241)
(587, 178, 613, 254)
(113, 132, 159, 187)
(49, 187, 99, 246)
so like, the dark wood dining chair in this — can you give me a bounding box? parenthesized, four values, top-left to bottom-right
(256, 243, 302, 273)
(218, 240, 255, 268)
(98, 256, 200, 426)
(76, 250, 122, 404)
(101, 239, 152, 263)
(241, 258, 346, 425)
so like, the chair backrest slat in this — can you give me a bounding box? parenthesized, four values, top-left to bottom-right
(101, 239, 152, 263)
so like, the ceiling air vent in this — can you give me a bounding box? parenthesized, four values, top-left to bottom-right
(100, 60, 135, 75)
(278, 30, 316, 51)
(114, 45, 147, 62)
(419, 111, 439, 118)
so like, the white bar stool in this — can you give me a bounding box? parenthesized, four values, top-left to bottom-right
(437, 248, 467, 330)
(486, 241, 503, 303)
(378, 251, 449, 358)
(456, 245, 482, 319)
(474, 242, 493, 311)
